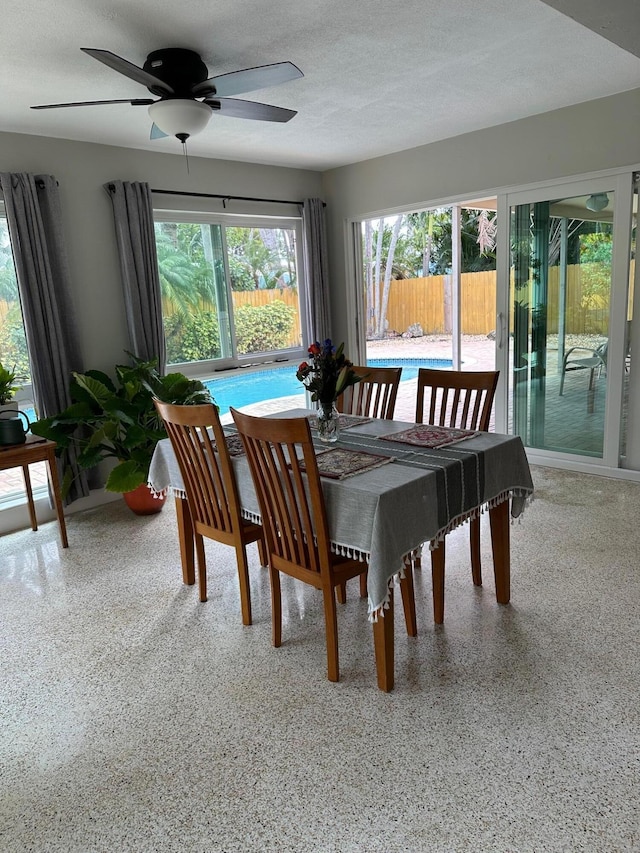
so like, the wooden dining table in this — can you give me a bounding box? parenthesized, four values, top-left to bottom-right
(148, 408, 534, 692)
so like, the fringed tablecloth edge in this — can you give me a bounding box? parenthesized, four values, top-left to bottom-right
(367, 487, 534, 622)
(428, 487, 534, 549)
(147, 483, 182, 500)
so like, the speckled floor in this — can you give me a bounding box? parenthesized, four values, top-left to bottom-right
(1, 465, 639, 852)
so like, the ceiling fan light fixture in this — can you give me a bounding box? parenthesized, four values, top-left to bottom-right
(148, 99, 212, 140)
(585, 192, 609, 212)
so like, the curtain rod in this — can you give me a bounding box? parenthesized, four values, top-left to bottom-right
(148, 188, 325, 208)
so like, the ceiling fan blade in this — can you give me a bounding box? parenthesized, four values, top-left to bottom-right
(81, 48, 174, 95)
(193, 61, 303, 98)
(150, 123, 169, 140)
(204, 98, 297, 123)
(31, 98, 154, 110)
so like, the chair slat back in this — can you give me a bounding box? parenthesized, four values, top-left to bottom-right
(153, 400, 242, 534)
(415, 369, 499, 431)
(231, 409, 331, 576)
(337, 366, 402, 420)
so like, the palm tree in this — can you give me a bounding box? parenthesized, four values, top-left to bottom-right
(154, 225, 214, 316)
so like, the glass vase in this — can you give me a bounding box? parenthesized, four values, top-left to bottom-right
(317, 403, 340, 443)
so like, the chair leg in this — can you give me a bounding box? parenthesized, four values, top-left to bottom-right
(235, 544, 252, 627)
(336, 581, 347, 604)
(322, 585, 340, 682)
(372, 587, 394, 693)
(470, 517, 482, 586)
(399, 564, 417, 637)
(430, 540, 445, 624)
(413, 545, 423, 571)
(257, 535, 267, 568)
(269, 567, 282, 648)
(195, 534, 207, 602)
(359, 571, 368, 598)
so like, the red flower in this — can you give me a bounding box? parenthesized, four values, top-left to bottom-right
(308, 343, 321, 356)
(298, 361, 309, 372)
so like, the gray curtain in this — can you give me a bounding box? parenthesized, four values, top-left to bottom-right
(105, 181, 166, 371)
(301, 198, 331, 344)
(0, 172, 90, 503)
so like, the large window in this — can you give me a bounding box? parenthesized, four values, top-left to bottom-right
(0, 211, 43, 508)
(154, 213, 307, 373)
(0, 216, 30, 388)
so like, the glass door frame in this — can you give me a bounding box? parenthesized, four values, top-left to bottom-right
(495, 170, 635, 473)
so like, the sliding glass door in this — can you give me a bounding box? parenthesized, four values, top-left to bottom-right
(500, 174, 634, 467)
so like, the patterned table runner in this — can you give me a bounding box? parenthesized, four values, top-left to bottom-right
(310, 447, 394, 479)
(379, 423, 477, 448)
(218, 432, 245, 457)
(307, 413, 372, 431)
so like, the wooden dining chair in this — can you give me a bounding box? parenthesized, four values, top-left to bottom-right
(231, 407, 417, 683)
(337, 365, 402, 420)
(153, 400, 265, 625)
(414, 368, 499, 621)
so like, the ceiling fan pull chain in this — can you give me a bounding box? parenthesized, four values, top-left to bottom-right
(182, 139, 190, 175)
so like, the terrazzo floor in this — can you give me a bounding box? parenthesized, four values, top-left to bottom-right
(1, 465, 639, 852)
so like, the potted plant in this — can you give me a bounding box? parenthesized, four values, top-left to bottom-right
(30, 353, 212, 514)
(0, 362, 21, 411)
(0, 362, 32, 445)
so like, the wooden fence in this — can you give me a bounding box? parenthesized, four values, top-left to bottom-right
(231, 289, 301, 348)
(230, 288, 299, 313)
(383, 262, 635, 337)
(162, 289, 302, 349)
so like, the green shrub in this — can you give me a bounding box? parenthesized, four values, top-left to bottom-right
(0, 304, 31, 382)
(228, 256, 255, 291)
(164, 311, 221, 364)
(235, 300, 296, 354)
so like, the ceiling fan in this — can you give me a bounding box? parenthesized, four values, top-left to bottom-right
(31, 47, 303, 143)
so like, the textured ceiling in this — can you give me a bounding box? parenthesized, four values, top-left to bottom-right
(2, 0, 639, 171)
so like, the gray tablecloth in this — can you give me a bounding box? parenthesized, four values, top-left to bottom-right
(148, 409, 534, 617)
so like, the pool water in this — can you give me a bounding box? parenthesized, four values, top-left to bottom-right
(205, 357, 453, 416)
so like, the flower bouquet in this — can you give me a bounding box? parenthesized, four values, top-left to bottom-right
(296, 339, 361, 441)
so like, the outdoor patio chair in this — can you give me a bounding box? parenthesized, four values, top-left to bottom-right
(559, 340, 608, 400)
(231, 407, 417, 683)
(153, 399, 265, 624)
(414, 368, 499, 621)
(336, 365, 402, 420)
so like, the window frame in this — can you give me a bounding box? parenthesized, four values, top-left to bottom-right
(0, 205, 43, 513)
(153, 209, 309, 379)
(0, 204, 34, 407)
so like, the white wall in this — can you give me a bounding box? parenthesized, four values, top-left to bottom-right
(321, 88, 640, 349)
(0, 131, 323, 374)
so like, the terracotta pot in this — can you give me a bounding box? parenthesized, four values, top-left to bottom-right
(122, 483, 166, 516)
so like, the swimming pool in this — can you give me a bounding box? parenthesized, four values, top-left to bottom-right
(205, 357, 453, 415)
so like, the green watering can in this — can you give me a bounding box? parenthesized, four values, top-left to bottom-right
(0, 409, 31, 446)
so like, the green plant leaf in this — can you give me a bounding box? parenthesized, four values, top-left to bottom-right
(105, 459, 147, 493)
(83, 370, 117, 392)
(73, 373, 113, 408)
(78, 445, 113, 468)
